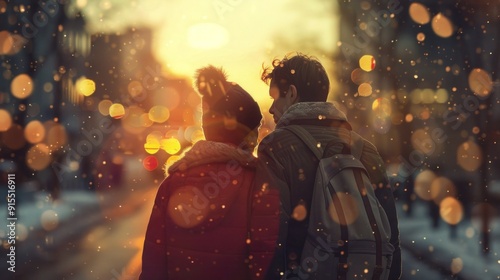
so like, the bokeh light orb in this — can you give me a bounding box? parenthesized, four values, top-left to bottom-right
(358, 83, 373, 97)
(359, 55, 376, 72)
(161, 138, 181, 155)
(76, 77, 96, 96)
(430, 176, 456, 204)
(416, 32, 426, 42)
(409, 3, 430, 25)
(371, 116, 391, 134)
(40, 209, 59, 231)
(26, 143, 51, 171)
(457, 140, 482, 172)
(140, 113, 154, 127)
(0, 109, 12, 131)
(450, 258, 464, 275)
(0, 30, 13, 55)
(148, 105, 170, 123)
(351, 68, 367, 85)
(144, 138, 160, 154)
(329, 193, 359, 225)
(292, 204, 307, 221)
(440, 197, 463, 225)
(411, 129, 433, 155)
(128, 80, 144, 99)
(468, 68, 493, 98)
(98, 100, 113, 116)
(154, 87, 180, 110)
(122, 105, 146, 134)
(143, 155, 158, 171)
(372, 98, 392, 117)
(432, 13, 453, 38)
(414, 169, 437, 201)
(167, 186, 210, 228)
(24, 120, 46, 144)
(147, 131, 163, 142)
(46, 122, 67, 151)
(109, 103, 125, 119)
(11, 73, 33, 99)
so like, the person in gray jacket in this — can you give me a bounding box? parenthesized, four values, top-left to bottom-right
(256, 53, 401, 279)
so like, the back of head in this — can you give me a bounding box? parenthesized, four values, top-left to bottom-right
(261, 53, 329, 102)
(195, 65, 262, 149)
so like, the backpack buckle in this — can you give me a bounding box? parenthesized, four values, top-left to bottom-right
(372, 265, 384, 279)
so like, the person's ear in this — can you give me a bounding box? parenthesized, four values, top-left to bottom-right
(287, 85, 299, 103)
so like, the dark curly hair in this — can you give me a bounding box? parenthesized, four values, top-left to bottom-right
(261, 53, 329, 102)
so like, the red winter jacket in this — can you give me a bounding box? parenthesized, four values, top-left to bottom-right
(140, 141, 279, 280)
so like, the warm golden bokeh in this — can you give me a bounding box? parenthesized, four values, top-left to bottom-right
(414, 169, 437, 201)
(450, 257, 464, 275)
(144, 138, 160, 155)
(409, 3, 430, 25)
(457, 140, 482, 172)
(109, 103, 125, 119)
(0, 108, 12, 131)
(98, 100, 113, 116)
(148, 105, 170, 123)
(372, 98, 392, 117)
(359, 55, 376, 72)
(40, 209, 59, 231)
(11, 73, 34, 99)
(45, 121, 68, 152)
(358, 83, 373, 97)
(468, 68, 493, 98)
(329, 193, 359, 225)
(76, 77, 96, 96)
(439, 197, 464, 225)
(0, 30, 13, 54)
(167, 185, 210, 229)
(122, 106, 146, 134)
(431, 13, 454, 38)
(411, 129, 433, 155)
(24, 120, 46, 144)
(161, 138, 181, 155)
(26, 143, 52, 171)
(430, 177, 457, 204)
(292, 204, 307, 222)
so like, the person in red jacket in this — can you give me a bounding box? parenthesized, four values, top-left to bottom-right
(140, 66, 279, 280)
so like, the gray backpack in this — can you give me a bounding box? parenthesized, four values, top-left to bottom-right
(284, 125, 394, 280)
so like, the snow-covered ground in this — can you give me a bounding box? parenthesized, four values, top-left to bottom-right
(398, 201, 500, 280)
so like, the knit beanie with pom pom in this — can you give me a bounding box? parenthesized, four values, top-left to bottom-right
(195, 65, 262, 148)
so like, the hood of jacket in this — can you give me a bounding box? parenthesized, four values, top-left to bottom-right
(163, 140, 257, 232)
(167, 140, 256, 175)
(275, 102, 348, 129)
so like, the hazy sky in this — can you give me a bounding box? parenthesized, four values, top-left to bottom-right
(72, 0, 338, 103)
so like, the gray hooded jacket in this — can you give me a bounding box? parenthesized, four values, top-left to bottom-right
(256, 102, 401, 279)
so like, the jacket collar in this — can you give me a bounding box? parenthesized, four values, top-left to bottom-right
(167, 140, 256, 175)
(275, 102, 348, 129)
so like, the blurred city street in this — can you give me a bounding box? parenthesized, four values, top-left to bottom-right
(3, 171, 500, 280)
(1, 0, 500, 279)
(15, 187, 156, 280)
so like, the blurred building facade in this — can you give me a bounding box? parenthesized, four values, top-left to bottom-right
(334, 0, 500, 253)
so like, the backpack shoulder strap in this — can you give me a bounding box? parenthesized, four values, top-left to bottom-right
(282, 125, 322, 160)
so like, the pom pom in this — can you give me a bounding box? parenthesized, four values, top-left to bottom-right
(195, 65, 230, 100)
